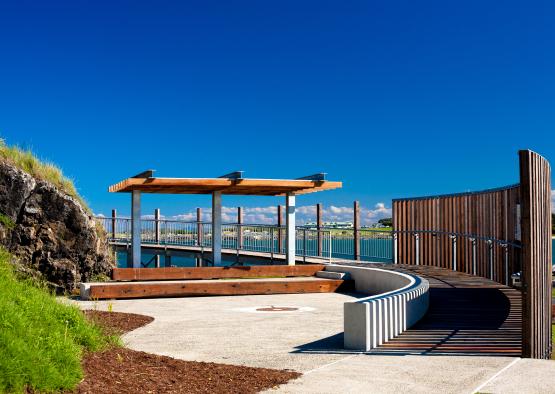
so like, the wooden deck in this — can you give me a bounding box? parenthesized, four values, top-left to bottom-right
(367, 264, 523, 356)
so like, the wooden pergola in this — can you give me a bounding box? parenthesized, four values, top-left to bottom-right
(109, 170, 342, 267)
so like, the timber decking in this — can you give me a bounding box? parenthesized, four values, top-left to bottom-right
(84, 276, 351, 300)
(112, 264, 326, 281)
(367, 264, 523, 356)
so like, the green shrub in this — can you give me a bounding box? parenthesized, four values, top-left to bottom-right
(0, 249, 117, 392)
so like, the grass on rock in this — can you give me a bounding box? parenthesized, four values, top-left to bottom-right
(0, 248, 118, 392)
(0, 138, 90, 213)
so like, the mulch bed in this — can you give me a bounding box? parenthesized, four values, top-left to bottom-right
(77, 310, 300, 394)
(83, 310, 154, 335)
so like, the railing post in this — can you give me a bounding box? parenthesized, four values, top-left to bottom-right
(502, 243, 509, 285)
(470, 238, 477, 275)
(393, 232, 398, 264)
(450, 235, 457, 271)
(354, 201, 360, 260)
(237, 207, 243, 250)
(270, 226, 274, 262)
(196, 208, 202, 246)
(154, 208, 161, 268)
(414, 233, 420, 266)
(111, 209, 117, 241)
(487, 240, 494, 280)
(303, 228, 307, 263)
(277, 205, 283, 253)
(316, 203, 322, 256)
(328, 230, 332, 262)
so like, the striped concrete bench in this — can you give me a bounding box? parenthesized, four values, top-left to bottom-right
(324, 264, 429, 351)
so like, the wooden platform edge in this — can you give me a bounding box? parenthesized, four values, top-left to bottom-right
(112, 264, 326, 281)
(87, 278, 352, 299)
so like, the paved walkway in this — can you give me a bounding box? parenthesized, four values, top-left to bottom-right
(75, 291, 555, 393)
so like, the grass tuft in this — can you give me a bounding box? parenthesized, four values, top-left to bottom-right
(0, 248, 119, 392)
(0, 138, 91, 213)
(0, 212, 15, 229)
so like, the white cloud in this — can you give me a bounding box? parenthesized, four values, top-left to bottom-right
(551, 190, 555, 213)
(116, 202, 392, 226)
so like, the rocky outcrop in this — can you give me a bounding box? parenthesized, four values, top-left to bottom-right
(0, 161, 113, 291)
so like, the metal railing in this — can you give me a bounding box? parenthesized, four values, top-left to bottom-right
(96, 217, 335, 261)
(96, 217, 520, 281)
(392, 229, 521, 286)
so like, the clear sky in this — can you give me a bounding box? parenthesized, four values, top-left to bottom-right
(1, 1, 553, 224)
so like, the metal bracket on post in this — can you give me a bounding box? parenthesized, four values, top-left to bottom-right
(415, 233, 420, 266)
(449, 235, 457, 271)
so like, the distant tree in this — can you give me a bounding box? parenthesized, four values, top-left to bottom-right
(552, 213, 555, 235)
(378, 218, 393, 228)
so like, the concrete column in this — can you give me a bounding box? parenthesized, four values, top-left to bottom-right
(131, 190, 141, 268)
(212, 191, 222, 265)
(286, 193, 296, 266)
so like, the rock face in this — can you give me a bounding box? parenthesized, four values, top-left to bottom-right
(0, 161, 113, 291)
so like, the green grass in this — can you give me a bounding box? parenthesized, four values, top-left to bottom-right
(0, 138, 90, 213)
(0, 212, 15, 229)
(0, 248, 118, 392)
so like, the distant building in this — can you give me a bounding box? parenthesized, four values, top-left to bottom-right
(303, 221, 353, 229)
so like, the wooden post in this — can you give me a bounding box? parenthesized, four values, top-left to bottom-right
(131, 190, 141, 268)
(196, 208, 202, 246)
(111, 209, 117, 240)
(354, 201, 360, 260)
(519, 149, 552, 359)
(237, 206, 243, 250)
(317, 203, 323, 256)
(154, 209, 161, 268)
(277, 205, 283, 253)
(212, 191, 222, 265)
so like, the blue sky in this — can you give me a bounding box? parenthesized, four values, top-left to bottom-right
(0, 1, 553, 224)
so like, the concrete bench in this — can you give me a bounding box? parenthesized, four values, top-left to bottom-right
(324, 264, 429, 351)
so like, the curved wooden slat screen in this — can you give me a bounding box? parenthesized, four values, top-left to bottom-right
(392, 184, 521, 281)
(519, 150, 552, 359)
(392, 149, 552, 359)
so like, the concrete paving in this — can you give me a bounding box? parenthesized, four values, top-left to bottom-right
(73, 293, 555, 394)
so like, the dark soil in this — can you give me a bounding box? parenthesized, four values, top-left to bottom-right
(77, 310, 300, 393)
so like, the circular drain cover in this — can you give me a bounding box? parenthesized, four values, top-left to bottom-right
(256, 306, 299, 312)
(231, 306, 315, 313)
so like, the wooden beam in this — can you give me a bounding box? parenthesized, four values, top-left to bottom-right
(88, 278, 349, 299)
(112, 265, 326, 281)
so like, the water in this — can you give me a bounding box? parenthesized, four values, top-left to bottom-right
(115, 238, 394, 267)
(115, 238, 555, 268)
